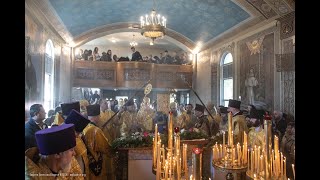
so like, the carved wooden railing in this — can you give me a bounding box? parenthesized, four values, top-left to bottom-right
(73, 61, 193, 89)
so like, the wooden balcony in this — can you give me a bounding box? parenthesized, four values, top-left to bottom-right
(73, 61, 193, 89)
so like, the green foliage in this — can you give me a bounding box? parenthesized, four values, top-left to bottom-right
(180, 128, 209, 140)
(111, 132, 154, 150)
(205, 130, 224, 148)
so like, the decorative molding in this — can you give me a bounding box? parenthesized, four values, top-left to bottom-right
(264, 0, 293, 16)
(157, 72, 175, 81)
(211, 63, 218, 104)
(275, 53, 295, 72)
(277, 11, 295, 40)
(282, 71, 295, 116)
(238, 26, 277, 45)
(124, 69, 150, 81)
(246, 36, 265, 55)
(283, 38, 294, 54)
(76, 68, 115, 80)
(176, 72, 192, 83)
(245, 0, 278, 19)
(219, 42, 235, 55)
(96, 70, 115, 80)
(76, 68, 94, 80)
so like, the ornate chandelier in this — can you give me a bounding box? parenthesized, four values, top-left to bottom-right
(140, 0, 166, 43)
(130, 34, 138, 47)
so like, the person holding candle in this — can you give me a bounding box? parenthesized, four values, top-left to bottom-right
(227, 99, 248, 144)
(248, 109, 265, 148)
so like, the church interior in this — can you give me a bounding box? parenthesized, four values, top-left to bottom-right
(25, 0, 295, 179)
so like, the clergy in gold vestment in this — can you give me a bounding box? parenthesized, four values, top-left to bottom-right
(83, 104, 114, 180)
(25, 124, 84, 180)
(227, 99, 248, 144)
(65, 109, 91, 179)
(137, 97, 155, 132)
(117, 99, 142, 137)
(193, 104, 211, 136)
(97, 99, 116, 142)
(169, 102, 179, 127)
(52, 112, 65, 126)
(247, 109, 264, 147)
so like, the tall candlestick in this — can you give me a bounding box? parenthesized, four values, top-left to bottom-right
(153, 137, 156, 168)
(274, 136, 279, 155)
(237, 143, 241, 166)
(228, 112, 233, 146)
(244, 131, 247, 145)
(168, 112, 173, 149)
(156, 142, 161, 180)
(280, 152, 283, 176)
(251, 150, 254, 174)
(223, 131, 225, 156)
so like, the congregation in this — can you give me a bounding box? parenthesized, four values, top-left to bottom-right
(25, 95, 295, 179)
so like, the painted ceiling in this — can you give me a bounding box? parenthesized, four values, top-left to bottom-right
(48, 0, 251, 43)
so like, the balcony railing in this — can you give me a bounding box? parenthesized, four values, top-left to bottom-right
(73, 61, 193, 89)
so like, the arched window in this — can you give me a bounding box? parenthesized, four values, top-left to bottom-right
(220, 52, 233, 106)
(44, 39, 55, 112)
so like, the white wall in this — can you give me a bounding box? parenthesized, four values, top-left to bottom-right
(58, 46, 72, 104)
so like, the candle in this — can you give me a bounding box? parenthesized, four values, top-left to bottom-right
(248, 150, 250, 171)
(244, 131, 247, 145)
(153, 137, 156, 168)
(165, 160, 168, 179)
(183, 144, 188, 177)
(232, 148, 235, 165)
(292, 164, 295, 180)
(168, 112, 173, 149)
(220, 145, 223, 160)
(280, 152, 283, 176)
(161, 146, 165, 168)
(223, 131, 225, 156)
(251, 150, 254, 174)
(228, 112, 233, 146)
(242, 145, 245, 165)
(284, 158, 286, 179)
(155, 124, 158, 139)
(274, 136, 279, 155)
(156, 142, 161, 180)
(237, 143, 241, 166)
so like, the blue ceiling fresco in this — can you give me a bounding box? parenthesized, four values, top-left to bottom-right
(48, 0, 250, 43)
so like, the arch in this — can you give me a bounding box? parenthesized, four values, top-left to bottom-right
(220, 51, 233, 106)
(72, 22, 195, 52)
(44, 39, 55, 112)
